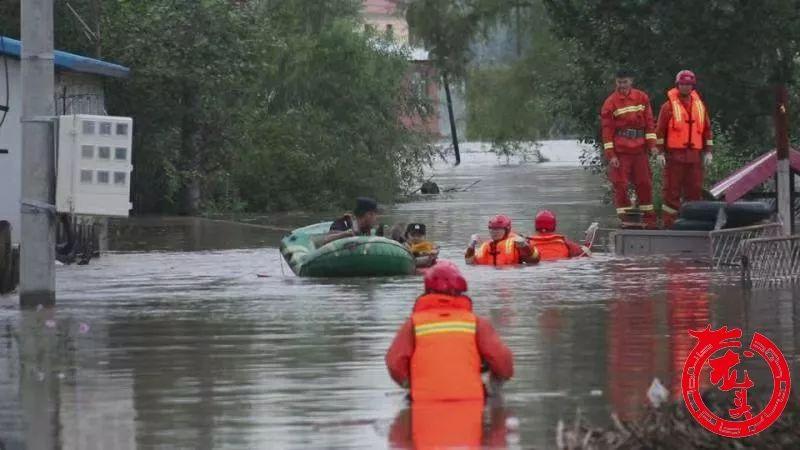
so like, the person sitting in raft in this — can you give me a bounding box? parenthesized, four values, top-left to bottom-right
(385, 260, 514, 401)
(405, 223, 439, 268)
(528, 210, 590, 261)
(321, 197, 383, 245)
(465, 215, 539, 266)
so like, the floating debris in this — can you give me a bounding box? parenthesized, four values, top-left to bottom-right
(44, 320, 56, 329)
(78, 322, 90, 334)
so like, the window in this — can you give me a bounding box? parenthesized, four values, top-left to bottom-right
(82, 121, 95, 135)
(80, 170, 93, 183)
(98, 147, 111, 159)
(99, 122, 112, 135)
(116, 123, 128, 136)
(114, 172, 127, 185)
(114, 147, 127, 160)
(97, 171, 109, 184)
(81, 145, 94, 159)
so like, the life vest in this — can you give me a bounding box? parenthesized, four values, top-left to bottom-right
(473, 233, 520, 266)
(529, 233, 570, 260)
(666, 88, 706, 151)
(410, 293, 484, 402)
(409, 241, 436, 256)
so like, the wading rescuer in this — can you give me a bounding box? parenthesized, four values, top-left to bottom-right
(385, 260, 514, 401)
(655, 70, 713, 228)
(528, 210, 589, 260)
(465, 215, 539, 265)
(601, 68, 658, 228)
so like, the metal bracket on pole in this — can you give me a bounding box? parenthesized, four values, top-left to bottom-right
(21, 199, 57, 216)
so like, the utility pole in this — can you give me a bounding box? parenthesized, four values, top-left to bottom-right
(443, 71, 461, 165)
(20, 0, 56, 306)
(775, 85, 792, 236)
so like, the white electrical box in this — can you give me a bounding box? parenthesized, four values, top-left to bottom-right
(56, 115, 133, 217)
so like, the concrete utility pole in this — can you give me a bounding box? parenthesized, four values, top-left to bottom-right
(775, 85, 792, 236)
(20, 0, 56, 306)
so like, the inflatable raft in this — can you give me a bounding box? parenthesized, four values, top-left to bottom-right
(279, 222, 416, 277)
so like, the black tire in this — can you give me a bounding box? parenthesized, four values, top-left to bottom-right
(724, 202, 773, 228)
(678, 201, 725, 222)
(671, 218, 716, 231)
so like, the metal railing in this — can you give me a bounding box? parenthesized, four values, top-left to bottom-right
(709, 223, 783, 268)
(741, 235, 800, 287)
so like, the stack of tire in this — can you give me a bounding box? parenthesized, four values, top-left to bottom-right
(672, 201, 773, 231)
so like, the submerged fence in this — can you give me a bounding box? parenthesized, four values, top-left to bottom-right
(741, 236, 800, 287)
(709, 223, 783, 268)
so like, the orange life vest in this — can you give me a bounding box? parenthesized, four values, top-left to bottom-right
(529, 233, 570, 260)
(473, 233, 520, 266)
(410, 293, 484, 402)
(666, 88, 707, 151)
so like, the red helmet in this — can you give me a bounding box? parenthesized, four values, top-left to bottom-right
(424, 260, 468, 294)
(488, 214, 512, 229)
(675, 70, 696, 85)
(535, 210, 557, 232)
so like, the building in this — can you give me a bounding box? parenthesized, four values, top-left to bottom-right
(0, 36, 130, 246)
(361, 0, 444, 137)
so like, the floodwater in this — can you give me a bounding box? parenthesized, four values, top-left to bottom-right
(1, 141, 798, 449)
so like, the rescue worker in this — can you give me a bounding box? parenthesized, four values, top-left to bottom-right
(322, 197, 383, 245)
(385, 260, 514, 402)
(528, 210, 588, 260)
(600, 68, 658, 228)
(465, 215, 539, 266)
(655, 70, 713, 228)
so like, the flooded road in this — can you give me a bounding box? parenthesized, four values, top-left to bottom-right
(1, 141, 798, 449)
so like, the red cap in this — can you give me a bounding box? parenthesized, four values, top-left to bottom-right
(675, 70, 696, 85)
(535, 210, 557, 233)
(488, 214, 512, 229)
(424, 260, 468, 294)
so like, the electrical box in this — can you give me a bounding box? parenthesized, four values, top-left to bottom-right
(56, 115, 133, 217)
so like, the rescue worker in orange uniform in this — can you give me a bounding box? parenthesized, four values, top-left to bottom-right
(601, 68, 658, 228)
(528, 210, 588, 260)
(385, 260, 514, 448)
(465, 215, 539, 266)
(655, 70, 714, 228)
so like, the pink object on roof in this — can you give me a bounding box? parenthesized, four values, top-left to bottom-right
(710, 148, 800, 203)
(363, 0, 399, 15)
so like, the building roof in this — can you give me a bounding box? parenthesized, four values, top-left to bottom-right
(709, 149, 800, 203)
(0, 36, 130, 79)
(363, 0, 400, 15)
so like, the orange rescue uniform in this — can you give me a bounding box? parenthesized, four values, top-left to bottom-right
(471, 233, 537, 266)
(655, 88, 713, 227)
(529, 233, 584, 260)
(601, 88, 657, 226)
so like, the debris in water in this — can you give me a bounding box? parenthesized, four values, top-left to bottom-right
(44, 320, 56, 329)
(36, 304, 43, 312)
(646, 378, 668, 408)
(79, 323, 90, 334)
(590, 389, 603, 396)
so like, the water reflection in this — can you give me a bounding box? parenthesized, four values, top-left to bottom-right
(1, 144, 799, 449)
(388, 401, 515, 449)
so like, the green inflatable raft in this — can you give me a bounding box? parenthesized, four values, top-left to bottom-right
(279, 222, 416, 277)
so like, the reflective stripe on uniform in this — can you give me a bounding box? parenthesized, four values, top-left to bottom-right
(415, 321, 476, 337)
(645, 133, 657, 140)
(706, 139, 714, 146)
(603, 142, 614, 150)
(656, 138, 665, 145)
(616, 207, 631, 214)
(662, 204, 679, 215)
(639, 204, 654, 212)
(613, 105, 646, 117)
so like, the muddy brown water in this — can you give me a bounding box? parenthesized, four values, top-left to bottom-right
(1, 143, 798, 449)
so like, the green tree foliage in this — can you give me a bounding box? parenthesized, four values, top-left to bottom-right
(542, 0, 800, 176)
(1, 0, 434, 214)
